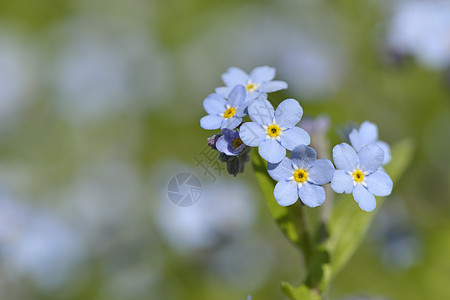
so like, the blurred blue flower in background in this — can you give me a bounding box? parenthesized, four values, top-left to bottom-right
(369, 198, 423, 271)
(0, 192, 86, 290)
(48, 15, 173, 124)
(387, 0, 450, 70)
(153, 161, 255, 252)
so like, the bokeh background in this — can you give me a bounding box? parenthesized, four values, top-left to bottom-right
(0, 0, 449, 299)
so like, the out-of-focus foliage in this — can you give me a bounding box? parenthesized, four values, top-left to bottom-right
(0, 0, 449, 300)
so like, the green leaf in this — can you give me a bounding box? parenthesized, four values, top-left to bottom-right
(281, 282, 321, 300)
(251, 148, 312, 256)
(326, 138, 415, 278)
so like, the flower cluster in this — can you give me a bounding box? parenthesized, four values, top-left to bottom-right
(200, 66, 393, 212)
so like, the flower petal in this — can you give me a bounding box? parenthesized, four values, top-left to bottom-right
(274, 98, 303, 128)
(331, 170, 353, 194)
(239, 122, 265, 146)
(227, 84, 246, 107)
(291, 144, 317, 168)
(248, 98, 275, 125)
(359, 121, 378, 145)
(243, 93, 266, 111)
(259, 139, 286, 163)
(298, 183, 326, 207)
(308, 159, 335, 185)
(358, 144, 384, 173)
(222, 67, 248, 87)
(332, 143, 358, 171)
(280, 127, 311, 151)
(259, 81, 288, 93)
(215, 87, 230, 98)
(249, 66, 275, 83)
(366, 170, 393, 197)
(200, 115, 223, 130)
(221, 117, 242, 130)
(349, 128, 362, 151)
(377, 141, 391, 165)
(274, 180, 298, 206)
(353, 184, 377, 212)
(267, 157, 294, 181)
(203, 93, 226, 115)
(216, 136, 235, 156)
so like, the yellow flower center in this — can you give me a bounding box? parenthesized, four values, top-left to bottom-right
(223, 107, 236, 119)
(352, 169, 364, 183)
(245, 82, 260, 93)
(267, 124, 281, 137)
(232, 138, 243, 149)
(293, 169, 308, 183)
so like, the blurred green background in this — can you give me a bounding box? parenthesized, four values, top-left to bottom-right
(0, 0, 449, 299)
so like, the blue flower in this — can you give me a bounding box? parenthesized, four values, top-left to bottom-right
(200, 85, 247, 130)
(239, 98, 310, 163)
(331, 143, 393, 212)
(349, 121, 391, 165)
(215, 66, 288, 105)
(215, 128, 245, 156)
(268, 145, 335, 207)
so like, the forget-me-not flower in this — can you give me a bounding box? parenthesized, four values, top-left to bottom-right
(331, 143, 393, 212)
(349, 121, 391, 165)
(267, 145, 335, 207)
(215, 128, 245, 156)
(200, 85, 247, 130)
(239, 98, 310, 163)
(215, 66, 288, 104)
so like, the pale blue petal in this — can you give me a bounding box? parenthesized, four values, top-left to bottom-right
(366, 170, 393, 197)
(267, 157, 294, 181)
(259, 139, 286, 163)
(358, 144, 384, 173)
(332, 143, 358, 171)
(353, 184, 377, 212)
(377, 141, 391, 165)
(280, 127, 311, 151)
(222, 67, 248, 87)
(298, 183, 326, 207)
(249, 66, 275, 83)
(274, 180, 298, 206)
(215, 86, 230, 98)
(291, 144, 316, 168)
(234, 105, 247, 117)
(331, 170, 353, 194)
(274, 99, 303, 128)
(221, 117, 242, 129)
(239, 122, 265, 146)
(203, 93, 226, 115)
(308, 159, 335, 185)
(200, 115, 222, 130)
(216, 136, 235, 156)
(359, 121, 378, 145)
(227, 85, 246, 107)
(259, 81, 288, 93)
(243, 92, 267, 108)
(248, 98, 275, 125)
(349, 128, 362, 151)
